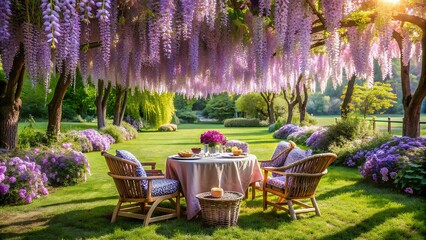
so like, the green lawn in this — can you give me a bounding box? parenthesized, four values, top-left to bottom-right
(1, 124, 425, 239)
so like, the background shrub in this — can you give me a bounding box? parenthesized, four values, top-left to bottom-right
(224, 118, 260, 127)
(176, 110, 198, 123)
(158, 124, 177, 132)
(312, 115, 371, 150)
(121, 122, 138, 140)
(273, 117, 286, 131)
(101, 125, 126, 143)
(273, 124, 298, 139)
(59, 131, 93, 153)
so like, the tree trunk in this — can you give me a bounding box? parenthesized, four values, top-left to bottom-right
(260, 92, 276, 124)
(297, 82, 309, 123)
(95, 80, 112, 129)
(113, 86, 124, 126)
(47, 72, 72, 138)
(341, 74, 356, 118)
(283, 88, 298, 124)
(394, 29, 426, 137)
(119, 88, 128, 124)
(0, 46, 25, 149)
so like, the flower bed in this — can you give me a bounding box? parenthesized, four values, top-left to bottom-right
(273, 124, 299, 139)
(0, 151, 49, 204)
(35, 146, 91, 187)
(358, 137, 426, 195)
(80, 129, 113, 151)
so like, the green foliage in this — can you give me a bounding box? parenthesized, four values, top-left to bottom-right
(235, 93, 265, 118)
(176, 110, 198, 123)
(273, 117, 287, 131)
(343, 82, 397, 118)
(223, 118, 260, 127)
(329, 133, 394, 166)
(171, 112, 180, 125)
(318, 115, 372, 150)
(395, 159, 426, 196)
(127, 90, 175, 129)
(121, 122, 138, 139)
(58, 131, 93, 153)
(202, 93, 235, 122)
(307, 93, 341, 115)
(20, 80, 49, 119)
(174, 94, 196, 111)
(100, 125, 126, 143)
(18, 117, 49, 148)
(158, 124, 177, 132)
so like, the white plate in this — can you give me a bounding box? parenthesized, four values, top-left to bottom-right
(221, 154, 247, 158)
(171, 155, 201, 160)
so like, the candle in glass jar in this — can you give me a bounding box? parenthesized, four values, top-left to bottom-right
(210, 187, 223, 198)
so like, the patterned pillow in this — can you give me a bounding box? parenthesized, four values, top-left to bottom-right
(262, 141, 291, 168)
(116, 150, 148, 189)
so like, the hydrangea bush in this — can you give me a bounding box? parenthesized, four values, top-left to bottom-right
(80, 129, 112, 151)
(0, 150, 49, 205)
(287, 126, 324, 144)
(35, 145, 91, 187)
(358, 137, 426, 195)
(305, 129, 328, 149)
(124, 115, 143, 131)
(273, 124, 298, 139)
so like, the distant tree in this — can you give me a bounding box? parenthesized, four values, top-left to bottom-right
(345, 82, 397, 118)
(307, 93, 331, 115)
(202, 93, 235, 122)
(235, 93, 266, 119)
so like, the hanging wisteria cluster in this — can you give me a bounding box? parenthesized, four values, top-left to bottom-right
(0, 0, 423, 97)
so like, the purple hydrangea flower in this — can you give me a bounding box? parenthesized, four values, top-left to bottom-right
(404, 187, 414, 194)
(19, 189, 26, 198)
(8, 176, 16, 183)
(0, 183, 10, 194)
(380, 167, 388, 176)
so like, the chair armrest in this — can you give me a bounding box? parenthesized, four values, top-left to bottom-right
(146, 169, 164, 176)
(108, 173, 165, 180)
(141, 162, 156, 170)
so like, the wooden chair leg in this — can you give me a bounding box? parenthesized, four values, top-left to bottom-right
(287, 200, 297, 220)
(176, 193, 181, 219)
(311, 197, 321, 216)
(262, 189, 267, 210)
(144, 198, 163, 226)
(251, 183, 256, 200)
(111, 200, 122, 223)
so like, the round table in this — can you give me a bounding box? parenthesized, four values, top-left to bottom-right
(165, 154, 262, 219)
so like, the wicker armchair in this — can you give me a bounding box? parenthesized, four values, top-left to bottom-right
(250, 141, 297, 199)
(102, 152, 181, 226)
(262, 153, 337, 220)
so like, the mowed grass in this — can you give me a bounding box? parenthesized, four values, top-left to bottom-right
(0, 123, 425, 239)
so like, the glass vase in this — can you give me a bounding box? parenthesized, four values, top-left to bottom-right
(208, 145, 219, 155)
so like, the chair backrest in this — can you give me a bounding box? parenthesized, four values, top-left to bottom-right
(102, 152, 144, 199)
(261, 141, 296, 169)
(283, 153, 337, 198)
(225, 140, 249, 153)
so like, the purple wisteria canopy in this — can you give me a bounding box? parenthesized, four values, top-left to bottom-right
(0, 0, 423, 97)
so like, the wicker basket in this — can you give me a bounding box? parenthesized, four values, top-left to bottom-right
(196, 191, 244, 227)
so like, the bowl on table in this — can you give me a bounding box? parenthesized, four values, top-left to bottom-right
(191, 147, 202, 154)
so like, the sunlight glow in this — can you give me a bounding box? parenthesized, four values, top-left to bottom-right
(382, 0, 400, 4)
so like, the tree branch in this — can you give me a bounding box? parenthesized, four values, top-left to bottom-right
(393, 13, 426, 30)
(306, 0, 326, 27)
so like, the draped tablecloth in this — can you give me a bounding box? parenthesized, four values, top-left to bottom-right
(165, 154, 262, 220)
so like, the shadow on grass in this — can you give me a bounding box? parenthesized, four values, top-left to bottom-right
(40, 195, 117, 208)
(318, 207, 414, 240)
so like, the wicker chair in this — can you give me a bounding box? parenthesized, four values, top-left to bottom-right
(250, 141, 297, 199)
(102, 152, 181, 226)
(262, 153, 337, 220)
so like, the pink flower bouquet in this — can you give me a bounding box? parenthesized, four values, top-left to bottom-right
(200, 130, 226, 147)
